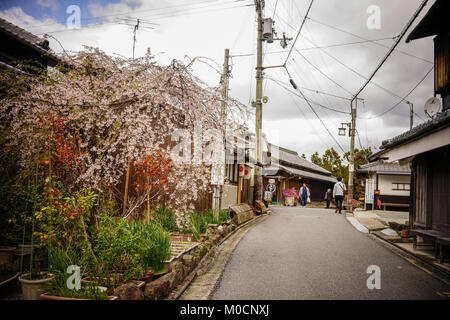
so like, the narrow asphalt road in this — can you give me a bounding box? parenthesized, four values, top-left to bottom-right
(212, 206, 450, 299)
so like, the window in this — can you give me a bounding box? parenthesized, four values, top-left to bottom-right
(392, 182, 410, 191)
(225, 163, 238, 184)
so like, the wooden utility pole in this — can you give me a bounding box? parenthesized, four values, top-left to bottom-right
(132, 19, 139, 59)
(254, 0, 264, 204)
(212, 48, 230, 218)
(347, 99, 357, 215)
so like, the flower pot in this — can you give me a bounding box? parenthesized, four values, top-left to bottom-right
(285, 196, 295, 207)
(19, 272, 54, 300)
(0, 246, 16, 266)
(401, 229, 409, 238)
(17, 244, 36, 256)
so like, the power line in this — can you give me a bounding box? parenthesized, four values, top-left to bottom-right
(270, 78, 346, 153)
(283, 0, 314, 66)
(299, 33, 420, 106)
(292, 47, 354, 97)
(360, 66, 434, 119)
(230, 37, 398, 57)
(28, 0, 243, 29)
(267, 77, 351, 113)
(36, 2, 252, 35)
(306, 16, 433, 64)
(266, 77, 352, 101)
(352, 0, 429, 101)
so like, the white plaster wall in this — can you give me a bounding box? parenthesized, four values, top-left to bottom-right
(378, 174, 410, 196)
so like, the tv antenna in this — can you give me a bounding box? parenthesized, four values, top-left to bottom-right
(114, 18, 158, 59)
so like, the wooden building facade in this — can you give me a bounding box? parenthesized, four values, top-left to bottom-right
(372, 0, 450, 260)
(263, 144, 336, 204)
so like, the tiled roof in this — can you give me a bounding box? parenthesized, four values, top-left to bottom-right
(380, 110, 450, 150)
(263, 164, 337, 183)
(263, 144, 336, 183)
(268, 143, 331, 175)
(0, 17, 59, 65)
(357, 160, 410, 175)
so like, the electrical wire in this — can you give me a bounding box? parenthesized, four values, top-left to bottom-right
(267, 77, 351, 114)
(291, 48, 354, 97)
(27, 0, 244, 29)
(269, 77, 346, 153)
(283, 0, 314, 66)
(351, 0, 429, 101)
(306, 16, 433, 64)
(36, 2, 252, 35)
(360, 66, 434, 120)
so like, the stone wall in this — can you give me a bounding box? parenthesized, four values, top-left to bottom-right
(113, 221, 238, 300)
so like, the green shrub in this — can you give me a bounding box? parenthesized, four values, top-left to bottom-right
(93, 214, 171, 279)
(152, 206, 178, 232)
(46, 247, 108, 300)
(93, 214, 144, 281)
(128, 219, 171, 273)
(182, 209, 229, 241)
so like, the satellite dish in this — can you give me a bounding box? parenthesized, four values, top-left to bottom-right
(262, 96, 269, 104)
(424, 97, 441, 118)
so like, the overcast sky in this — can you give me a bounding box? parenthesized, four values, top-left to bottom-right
(0, 0, 438, 160)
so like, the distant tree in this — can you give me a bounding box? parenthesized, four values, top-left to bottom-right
(301, 153, 306, 159)
(310, 147, 371, 199)
(344, 148, 372, 200)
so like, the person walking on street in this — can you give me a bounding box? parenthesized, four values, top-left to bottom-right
(333, 177, 346, 214)
(299, 183, 310, 207)
(324, 188, 332, 208)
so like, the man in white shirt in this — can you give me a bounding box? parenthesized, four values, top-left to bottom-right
(332, 177, 346, 214)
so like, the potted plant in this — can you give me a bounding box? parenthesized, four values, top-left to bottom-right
(283, 188, 297, 207)
(19, 271, 54, 300)
(0, 246, 16, 266)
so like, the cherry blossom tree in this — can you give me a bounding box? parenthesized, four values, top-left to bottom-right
(0, 47, 252, 224)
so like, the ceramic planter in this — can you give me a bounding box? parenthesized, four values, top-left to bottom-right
(0, 246, 16, 266)
(285, 196, 295, 207)
(19, 272, 54, 300)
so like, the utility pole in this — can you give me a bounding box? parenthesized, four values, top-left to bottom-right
(132, 18, 140, 59)
(347, 99, 357, 215)
(212, 48, 230, 218)
(345, 0, 427, 215)
(221, 48, 230, 120)
(406, 101, 414, 130)
(254, 0, 264, 204)
(124, 18, 140, 217)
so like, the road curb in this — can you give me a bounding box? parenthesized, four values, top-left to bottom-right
(171, 212, 270, 300)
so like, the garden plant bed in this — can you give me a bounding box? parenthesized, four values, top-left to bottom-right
(40, 293, 118, 300)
